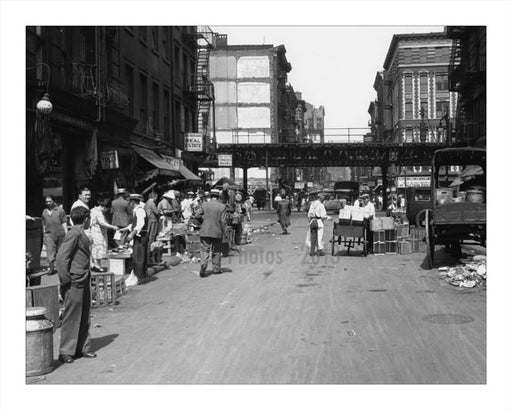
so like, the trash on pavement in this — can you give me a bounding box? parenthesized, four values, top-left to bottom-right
(93, 323, 102, 328)
(438, 255, 486, 288)
(125, 270, 138, 287)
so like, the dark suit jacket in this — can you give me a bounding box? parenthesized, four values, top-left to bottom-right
(198, 199, 227, 239)
(111, 196, 132, 226)
(56, 225, 91, 288)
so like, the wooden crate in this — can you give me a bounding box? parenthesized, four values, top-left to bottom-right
(370, 218, 383, 231)
(186, 232, 201, 257)
(398, 241, 412, 255)
(90, 272, 116, 308)
(382, 217, 395, 230)
(385, 241, 397, 254)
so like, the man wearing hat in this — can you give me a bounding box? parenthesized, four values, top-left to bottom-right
(158, 190, 179, 230)
(111, 188, 132, 235)
(119, 193, 148, 282)
(307, 192, 331, 256)
(198, 189, 227, 277)
(361, 193, 376, 253)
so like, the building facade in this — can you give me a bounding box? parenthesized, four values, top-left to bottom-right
(446, 26, 486, 147)
(381, 32, 457, 144)
(26, 26, 210, 215)
(208, 34, 295, 183)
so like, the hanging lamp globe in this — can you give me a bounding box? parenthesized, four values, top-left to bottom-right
(36, 93, 53, 114)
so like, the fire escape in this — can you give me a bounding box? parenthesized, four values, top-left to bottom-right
(448, 26, 486, 146)
(448, 27, 465, 144)
(185, 26, 216, 152)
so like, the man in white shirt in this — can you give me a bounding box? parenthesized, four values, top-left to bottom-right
(120, 193, 148, 283)
(361, 194, 375, 253)
(307, 194, 331, 256)
(71, 187, 91, 210)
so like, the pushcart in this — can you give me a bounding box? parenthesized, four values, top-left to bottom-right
(331, 219, 368, 256)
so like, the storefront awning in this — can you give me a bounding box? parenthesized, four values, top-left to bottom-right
(134, 146, 201, 183)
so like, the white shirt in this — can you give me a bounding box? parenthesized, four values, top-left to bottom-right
(130, 204, 146, 236)
(71, 199, 89, 210)
(353, 199, 360, 208)
(308, 200, 328, 228)
(362, 201, 376, 218)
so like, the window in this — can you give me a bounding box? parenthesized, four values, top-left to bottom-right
(163, 89, 170, 140)
(139, 27, 147, 43)
(152, 82, 159, 130)
(405, 127, 413, 143)
(184, 107, 190, 132)
(420, 74, 428, 96)
(183, 54, 189, 87)
(420, 101, 428, 118)
(163, 27, 170, 60)
(436, 73, 448, 91)
(436, 101, 449, 119)
(124, 64, 134, 117)
(151, 27, 158, 52)
(139, 74, 148, 127)
(174, 45, 181, 79)
(405, 102, 413, 119)
(404, 74, 413, 93)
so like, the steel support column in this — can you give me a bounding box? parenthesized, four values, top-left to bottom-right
(381, 162, 389, 210)
(242, 166, 248, 194)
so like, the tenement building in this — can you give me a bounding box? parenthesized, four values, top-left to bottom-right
(26, 26, 212, 215)
(207, 34, 295, 184)
(380, 31, 457, 144)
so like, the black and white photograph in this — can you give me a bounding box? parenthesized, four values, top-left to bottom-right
(1, 1, 511, 410)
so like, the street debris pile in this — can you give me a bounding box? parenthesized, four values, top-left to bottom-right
(175, 251, 200, 264)
(438, 255, 486, 288)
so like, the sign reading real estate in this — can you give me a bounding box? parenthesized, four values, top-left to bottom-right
(217, 154, 232, 167)
(100, 150, 119, 169)
(161, 154, 181, 171)
(397, 176, 431, 188)
(185, 133, 204, 152)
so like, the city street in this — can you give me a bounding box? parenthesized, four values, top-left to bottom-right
(36, 210, 486, 384)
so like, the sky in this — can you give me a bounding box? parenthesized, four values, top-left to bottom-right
(212, 26, 442, 130)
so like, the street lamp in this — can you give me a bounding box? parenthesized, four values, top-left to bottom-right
(27, 63, 52, 114)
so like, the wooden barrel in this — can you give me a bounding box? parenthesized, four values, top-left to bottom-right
(466, 189, 484, 203)
(26, 307, 54, 376)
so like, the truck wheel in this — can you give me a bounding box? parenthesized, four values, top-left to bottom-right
(415, 209, 428, 228)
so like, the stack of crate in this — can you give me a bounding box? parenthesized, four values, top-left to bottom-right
(397, 223, 412, 255)
(371, 217, 396, 255)
(409, 226, 427, 253)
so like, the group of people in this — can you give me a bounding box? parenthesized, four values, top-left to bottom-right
(42, 183, 254, 364)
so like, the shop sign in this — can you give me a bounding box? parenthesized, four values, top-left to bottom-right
(218, 154, 232, 167)
(185, 133, 204, 152)
(100, 150, 119, 169)
(161, 154, 181, 171)
(294, 182, 305, 189)
(397, 176, 431, 188)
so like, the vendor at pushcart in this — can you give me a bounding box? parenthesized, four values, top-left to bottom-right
(158, 190, 180, 231)
(361, 194, 375, 253)
(119, 193, 148, 283)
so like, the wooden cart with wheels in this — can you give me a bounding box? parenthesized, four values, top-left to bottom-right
(331, 219, 367, 256)
(423, 148, 486, 269)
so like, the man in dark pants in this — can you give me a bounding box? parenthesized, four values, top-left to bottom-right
(42, 195, 68, 274)
(111, 188, 132, 246)
(56, 206, 96, 363)
(120, 193, 148, 283)
(198, 189, 227, 277)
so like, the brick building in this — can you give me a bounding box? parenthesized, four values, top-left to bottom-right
(26, 26, 211, 215)
(378, 31, 457, 144)
(207, 34, 295, 183)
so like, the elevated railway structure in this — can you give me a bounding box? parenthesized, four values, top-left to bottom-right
(186, 141, 450, 209)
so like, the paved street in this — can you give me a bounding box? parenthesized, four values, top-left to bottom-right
(35, 211, 486, 384)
